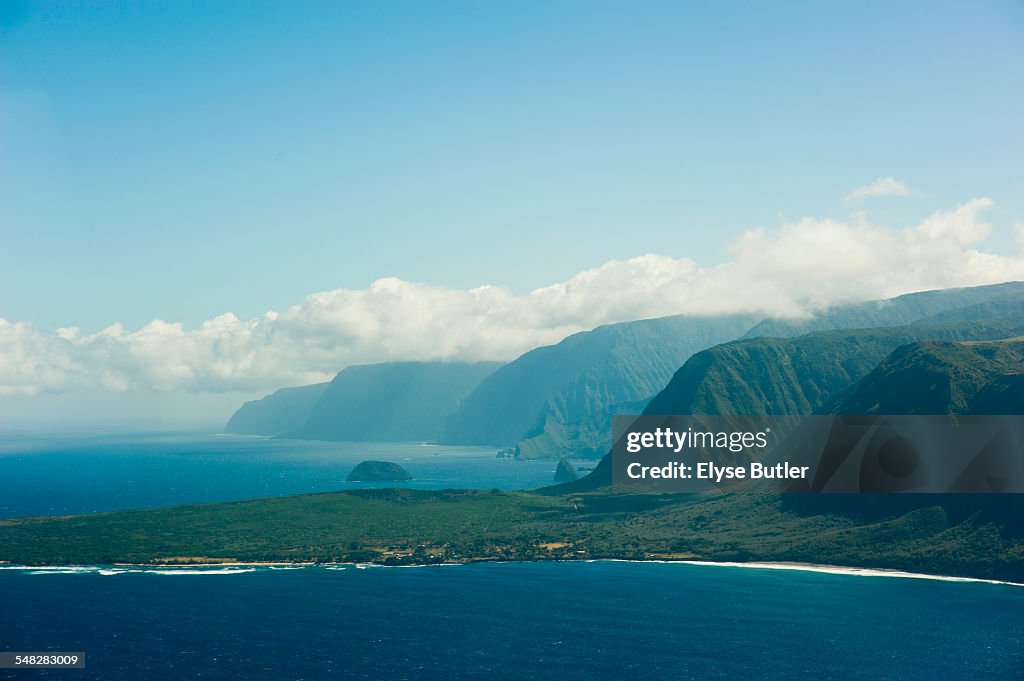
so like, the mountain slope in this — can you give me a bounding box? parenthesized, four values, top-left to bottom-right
(291, 361, 501, 442)
(822, 339, 1024, 415)
(439, 314, 760, 457)
(646, 317, 1024, 418)
(555, 307, 1024, 493)
(225, 383, 329, 436)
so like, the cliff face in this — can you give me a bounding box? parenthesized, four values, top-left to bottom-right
(228, 284, 1024, 453)
(290, 361, 501, 442)
(646, 300, 1024, 419)
(225, 383, 329, 436)
(224, 362, 500, 441)
(440, 314, 761, 457)
(443, 284, 1024, 459)
(553, 298, 1024, 493)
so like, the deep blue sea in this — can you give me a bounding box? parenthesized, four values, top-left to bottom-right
(0, 431, 572, 519)
(1, 561, 1022, 680)
(2, 433, 1022, 679)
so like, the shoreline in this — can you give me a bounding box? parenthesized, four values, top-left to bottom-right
(674, 560, 1024, 588)
(3, 558, 1021, 587)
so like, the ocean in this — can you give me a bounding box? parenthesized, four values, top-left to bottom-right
(0, 431, 570, 519)
(1, 561, 1021, 680)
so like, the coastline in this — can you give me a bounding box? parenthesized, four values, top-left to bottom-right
(3, 558, 1021, 587)
(674, 559, 1024, 588)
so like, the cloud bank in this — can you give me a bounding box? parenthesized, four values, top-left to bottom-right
(845, 177, 911, 202)
(3, 198, 1022, 396)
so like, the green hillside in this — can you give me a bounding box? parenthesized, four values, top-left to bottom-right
(646, 316, 1024, 418)
(969, 373, 1024, 415)
(556, 304, 1024, 493)
(440, 314, 760, 457)
(822, 339, 1024, 415)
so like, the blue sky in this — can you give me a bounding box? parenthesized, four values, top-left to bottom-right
(3, 1, 1022, 333)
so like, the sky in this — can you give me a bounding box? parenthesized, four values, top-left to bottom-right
(1, 1, 1023, 427)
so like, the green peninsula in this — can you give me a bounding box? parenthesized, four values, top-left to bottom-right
(1, 488, 1021, 582)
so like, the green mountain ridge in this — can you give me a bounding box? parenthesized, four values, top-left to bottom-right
(445, 282, 1024, 459)
(225, 283, 1024, 459)
(555, 299, 1024, 493)
(647, 301, 1024, 419)
(822, 339, 1024, 415)
(440, 314, 761, 457)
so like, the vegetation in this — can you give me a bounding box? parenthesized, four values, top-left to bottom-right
(226, 283, 1024, 453)
(823, 339, 1024, 415)
(346, 460, 412, 482)
(1, 488, 1021, 581)
(646, 312, 1024, 418)
(441, 314, 760, 457)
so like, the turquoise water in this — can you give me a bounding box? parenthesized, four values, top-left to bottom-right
(0, 431, 568, 519)
(1, 561, 1021, 680)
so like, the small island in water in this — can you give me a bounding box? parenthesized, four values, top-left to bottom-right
(553, 457, 578, 483)
(346, 460, 412, 482)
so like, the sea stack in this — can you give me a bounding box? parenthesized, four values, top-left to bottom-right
(553, 457, 579, 483)
(346, 460, 413, 482)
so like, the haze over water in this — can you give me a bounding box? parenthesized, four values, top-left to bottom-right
(0, 432, 566, 519)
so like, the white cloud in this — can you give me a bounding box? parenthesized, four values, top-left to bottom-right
(1, 198, 1022, 396)
(845, 177, 911, 203)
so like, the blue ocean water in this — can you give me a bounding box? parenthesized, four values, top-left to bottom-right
(0, 432, 572, 518)
(1, 561, 1021, 680)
